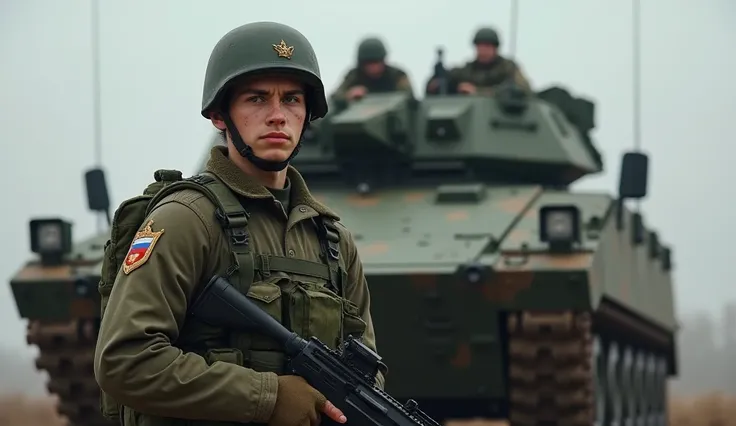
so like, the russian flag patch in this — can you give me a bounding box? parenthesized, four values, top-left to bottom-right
(123, 220, 165, 274)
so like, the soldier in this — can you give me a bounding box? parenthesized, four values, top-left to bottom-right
(94, 21, 382, 426)
(427, 27, 532, 95)
(332, 36, 413, 102)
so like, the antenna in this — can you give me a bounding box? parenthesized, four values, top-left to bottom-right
(91, 0, 102, 168)
(630, 0, 642, 289)
(614, 0, 649, 234)
(508, 0, 519, 57)
(91, 0, 105, 232)
(631, 0, 643, 211)
(632, 0, 641, 153)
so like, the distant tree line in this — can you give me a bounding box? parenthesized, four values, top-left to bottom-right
(669, 301, 736, 396)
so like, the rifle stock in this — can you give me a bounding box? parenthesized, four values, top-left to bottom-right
(190, 275, 440, 426)
(189, 274, 306, 356)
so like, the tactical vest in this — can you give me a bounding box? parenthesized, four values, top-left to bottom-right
(453, 57, 514, 90)
(98, 170, 368, 425)
(349, 65, 406, 93)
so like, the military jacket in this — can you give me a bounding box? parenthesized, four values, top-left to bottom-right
(94, 146, 382, 425)
(449, 55, 532, 94)
(332, 64, 413, 100)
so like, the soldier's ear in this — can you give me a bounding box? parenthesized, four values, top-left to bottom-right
(209, 111, 227, 131)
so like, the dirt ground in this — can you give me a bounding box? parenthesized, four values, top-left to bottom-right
(444, 393, 736, 426)
(669, 393, 736, 426)
(0, 394, 68, 426)
(0, 393, 734, 426)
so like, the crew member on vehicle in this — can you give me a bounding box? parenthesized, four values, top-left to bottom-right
(332, 36, 414, 102)
(426, 27, 532, 95)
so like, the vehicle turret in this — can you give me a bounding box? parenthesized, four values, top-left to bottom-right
(294, 82, 603, 190)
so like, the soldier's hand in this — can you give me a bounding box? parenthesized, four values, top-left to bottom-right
(426, 78, 439, 92)
(458, 82, 477, 94)
(269, 375, 347, 426)
(346, 85, 367, 100)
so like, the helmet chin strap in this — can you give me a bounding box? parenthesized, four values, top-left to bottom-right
(221, 112, 308, 172)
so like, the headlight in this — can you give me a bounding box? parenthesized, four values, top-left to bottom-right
(37, 222, 63, 251)
(29, 218, 73, 264)
(545, 210, 575, 240)
(539, 205, 580, 251)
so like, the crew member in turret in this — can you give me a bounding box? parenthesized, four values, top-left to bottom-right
(332, 37, 414, 102)
(426, 27, 532, 95)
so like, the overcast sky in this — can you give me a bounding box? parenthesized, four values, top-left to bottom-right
(0, 0, 734, 356)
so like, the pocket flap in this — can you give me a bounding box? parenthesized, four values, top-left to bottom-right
(205, 348, 244, 365)
(246, 280, 282, 303)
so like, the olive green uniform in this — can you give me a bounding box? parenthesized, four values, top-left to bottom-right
(332, 65, 413, 100)
(95, 146, 382, 424)
(332, 36, 413, 101)
(449, 56, 532, 94)
(94, 21, 381, 426)
(429, 26, 532, 95)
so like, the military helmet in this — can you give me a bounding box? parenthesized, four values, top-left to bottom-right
(201, 21, 328, 121)
(357, 37, 387, 63)
(472, 27, 500, 47)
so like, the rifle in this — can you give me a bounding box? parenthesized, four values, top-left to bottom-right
(190, 275, 440, 426)
(431, 47, 448, 95)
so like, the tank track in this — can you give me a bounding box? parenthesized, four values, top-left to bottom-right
(507, 311, 594, 426)
(27, 319, 113, 426)
(506, 310, 671, 426)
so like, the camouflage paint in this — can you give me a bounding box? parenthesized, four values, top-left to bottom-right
(11, 233, 107, 321)
(10, 84, 676, 424)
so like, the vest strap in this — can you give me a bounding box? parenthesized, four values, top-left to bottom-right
(171, 172, 346, 377)
(315, 217, 343, 296)
(190, 173, 255, 296)
(255, 254, 330, 280)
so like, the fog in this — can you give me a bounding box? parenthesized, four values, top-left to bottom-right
(1, 0, 734, 399)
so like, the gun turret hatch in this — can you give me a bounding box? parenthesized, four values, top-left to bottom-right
(424, 98, 474, 143)
(331, 92, 415, 163)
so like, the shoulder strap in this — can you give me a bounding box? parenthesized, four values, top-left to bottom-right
(146, 171, 342, 297)
(314, 217, 343, 296)
(190, 173, 255, 295)
(146, 172, 255, 295)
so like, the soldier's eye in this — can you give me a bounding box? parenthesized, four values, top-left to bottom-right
(247, 95, 265, 103)
(283, 95, 300, 104)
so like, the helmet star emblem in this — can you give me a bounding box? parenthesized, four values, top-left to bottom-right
(272, 39, 294, 59)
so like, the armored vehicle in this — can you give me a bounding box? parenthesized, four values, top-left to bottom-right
(10, 59, 677, 426)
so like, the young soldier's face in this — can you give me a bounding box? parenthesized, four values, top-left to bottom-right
(212, 74, 307, 163)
